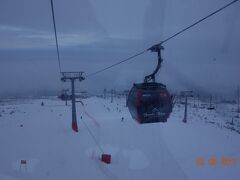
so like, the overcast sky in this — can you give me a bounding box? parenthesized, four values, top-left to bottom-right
(0, 0, 239, 97)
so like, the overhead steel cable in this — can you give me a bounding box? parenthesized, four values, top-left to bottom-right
(153, 0, 240, 47)
(86, 0, 240, 78)
(50, 0, 62, 74)
(86, 49, 147, 78)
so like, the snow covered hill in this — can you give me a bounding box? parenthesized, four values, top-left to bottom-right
(0, 96, 240, 180)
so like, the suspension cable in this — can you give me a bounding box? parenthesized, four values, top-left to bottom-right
(50, 0, 62, 74)
(155, 0, 240, 46)
(86, 49, 147, 78)
(86, 0, 240, 78)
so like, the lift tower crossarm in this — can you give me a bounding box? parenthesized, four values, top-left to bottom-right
(61, 72, 85, 81)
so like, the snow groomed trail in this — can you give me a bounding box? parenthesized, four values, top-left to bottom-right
(0, 97, 240, 180)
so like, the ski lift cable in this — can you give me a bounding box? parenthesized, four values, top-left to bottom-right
(85, 0, 240, 78)
(86, 49, 147, 78)
(154, 0, 240, 47)
(50, 0, 62, 74)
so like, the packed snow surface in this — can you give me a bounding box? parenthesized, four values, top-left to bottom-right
(0, 96, 239, 180)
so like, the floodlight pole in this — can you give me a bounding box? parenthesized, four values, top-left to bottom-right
(61, 72, 85, 132)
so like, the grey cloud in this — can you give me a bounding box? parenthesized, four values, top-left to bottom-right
(0, 0, 240, 97)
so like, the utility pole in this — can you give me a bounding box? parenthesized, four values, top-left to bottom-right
(207, 94, 215, 110)
(210, 95, 213, 108)
(193, 92, 197, 108)
(61, 72, 85, 132)
(197, 94, 200, 108)
(181, 91, 193, 123)
(103, 88, 106, 99)
(215, 95, 218, 109)
(111, 89, 113, 103)
(183, 95, 188, 123)
(237, 86, 240, 118)
(114, 89, 116, 99)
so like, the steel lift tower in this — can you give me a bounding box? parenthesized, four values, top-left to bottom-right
(181, 91, 193, 123)
(61, 72, 85, 132)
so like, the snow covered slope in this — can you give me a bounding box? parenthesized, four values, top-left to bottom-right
(0, 97, 239, 180)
